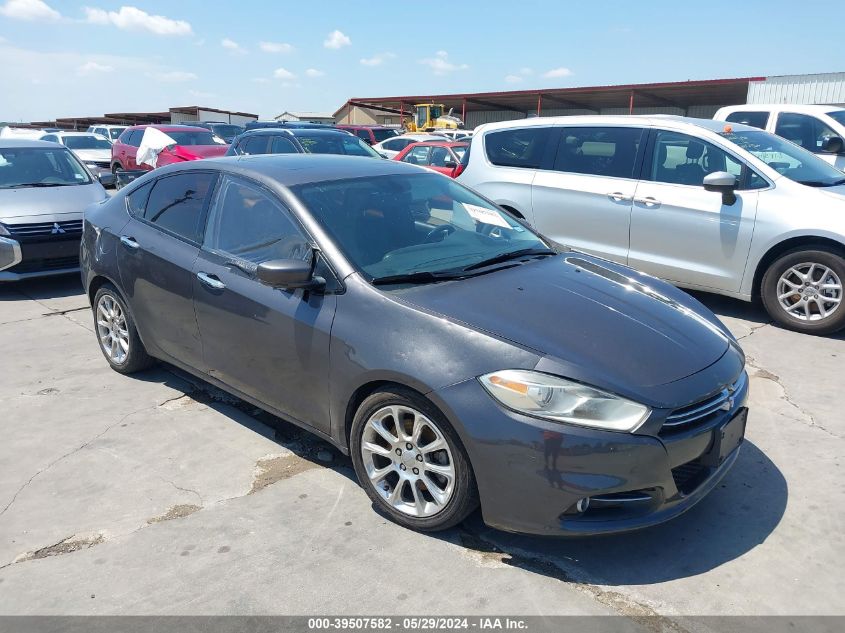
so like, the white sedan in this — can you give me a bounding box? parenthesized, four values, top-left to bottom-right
(39, 131, 114, 186)
(373, 133, 448, 159)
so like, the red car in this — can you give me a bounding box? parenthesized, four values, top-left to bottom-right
(393, 141, 469, 178)
(335, 125, 399, 145)
(110, 125, 229, 174)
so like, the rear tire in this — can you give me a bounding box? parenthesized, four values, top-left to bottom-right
(761, 247, 845, 335)
(350, 387, 478, 532)
(92, 283, 155, 374)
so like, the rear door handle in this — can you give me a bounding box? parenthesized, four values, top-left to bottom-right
(197, 272, 226, 290)
(120, 235, 139, 250)
(633, 196, 661, 207)
(607, 192, 633, 202)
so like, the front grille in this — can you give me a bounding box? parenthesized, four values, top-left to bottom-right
(85, 160, 110, 169)
(671, 459, 709, 495)
(7, 255, 79, 274)
(4, 219, 83, 239)
(661, 372, 746, 434)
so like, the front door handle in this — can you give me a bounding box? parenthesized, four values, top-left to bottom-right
(633, 196, 662, 207)
(197, 272, 226, 290)
(607, 191, 633, 202)
(120, 235, 139, 250)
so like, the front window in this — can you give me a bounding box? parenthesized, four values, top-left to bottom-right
(165, 131, 226, 146)
(372, 128, 398, 143)
(210, 125, 243, 142)
(451, 145, 468, 161)
(109, 127, 127, 140)
(0, 147, 93, 189)
(827, 111, 845, 127)
(292, 173, 551, 282)
(296, 134, 381, 158)
(775, 113, 838, 153)
(720, 129, 845, 187)
(649, 130, 748, 187)
(63, 135, 113, 150)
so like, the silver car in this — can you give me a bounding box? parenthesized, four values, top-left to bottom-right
(0, 139, 108, 281)
(459, 115, 845, 335)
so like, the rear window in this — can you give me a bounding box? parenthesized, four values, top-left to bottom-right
(165, 131, 226, 146)
(725, 111, 770, 130)
(553, 127, 644, 179)
(143, 172, 217, 243)
(484, 127, 552, 169)
(372, 128, 398, 143)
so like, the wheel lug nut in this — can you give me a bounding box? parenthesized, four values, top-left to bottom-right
(412, 467, 419, 475)
(395, 448, 402, 456)
(406, 443, 413, 450)
(416, 454, 423, 462)
(399, 464, 406, 471)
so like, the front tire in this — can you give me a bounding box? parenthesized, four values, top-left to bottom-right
(350, 387, 478, 532)
(93, 284, 155, 374)
(761, 247, 845, 335)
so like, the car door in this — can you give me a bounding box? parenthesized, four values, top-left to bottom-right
(428, 146, 457, 176)
(402, 145, 432, 167)
(192, 175, 337, 433)
(628, 129, 763, 293)
(117, 171, 218, 370)
(531, 125, 644, 263)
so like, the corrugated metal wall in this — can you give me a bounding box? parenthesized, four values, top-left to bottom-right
(747, 73, 845, 106)
(464, 104, 721, 129)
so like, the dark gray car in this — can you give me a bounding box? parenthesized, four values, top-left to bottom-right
(81, 155, 748, 535)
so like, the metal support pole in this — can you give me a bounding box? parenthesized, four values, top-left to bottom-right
(629, 90, 634, 114)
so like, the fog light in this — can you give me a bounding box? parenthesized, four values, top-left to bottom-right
(575, 497, 591, 513)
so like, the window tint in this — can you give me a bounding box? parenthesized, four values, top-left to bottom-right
(775, 113, 838, 152)
(109, 128, 125, 140)
(828, 111, 845, 127)
(143, 172, 217, 243)
(207, 178, 310, 264)
(355, 129, 372, 142)
(725, 111, 770, 130)
(127, 130, 143, 147)
(241, 136, 269, 155)
(270, 135, 300, 154)
(403, 145, 431, 165)
(553, 127, 643, 178)
(41, 135, 58, 143)
(485, 127, 551, 169)
(430, 146, 454, 167)
(381, 138, 406, 151)
(648, 130, 745, 187)
(126, 181, 152, 217)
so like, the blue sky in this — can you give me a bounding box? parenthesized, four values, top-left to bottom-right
(1, 0, 843, 122)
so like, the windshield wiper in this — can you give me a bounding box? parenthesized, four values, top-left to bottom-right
(6, 182, 68, 188)
(371, 271, 466, 286)
(797, 179, 845, 187)
(462, 247, 556, 272)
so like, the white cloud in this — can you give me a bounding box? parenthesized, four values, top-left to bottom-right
(543, 67, 573, 79)
(84, 6, 192, 36)
(273, 67, 296, 80)
(0, 0, 60, 21)
(323, 29, 350, 49)
(360, 52, 395, 67)
(77, 60, 113, 75)
(304, 68, 324, 78)
(504, 74, 523, 84)
(221, 38, 246, 55)
(259, 41, 293, 53)
(419, 51, 468, 75)
(147, 70, 197, 82)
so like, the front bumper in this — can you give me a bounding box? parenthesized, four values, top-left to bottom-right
(429, 357, 748, 536)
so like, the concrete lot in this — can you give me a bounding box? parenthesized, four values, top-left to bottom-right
(0, 276, 842, 618)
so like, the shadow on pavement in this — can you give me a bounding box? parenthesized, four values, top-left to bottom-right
(450, 440, 786, 586)
(0, 274, 84, 302)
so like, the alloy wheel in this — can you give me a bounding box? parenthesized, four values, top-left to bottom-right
(96, 294, 130, 364)
(360, 405, 456, 518)
(776, 262, 842, 322)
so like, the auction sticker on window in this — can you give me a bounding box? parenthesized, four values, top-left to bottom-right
(462, 203, 511, 228)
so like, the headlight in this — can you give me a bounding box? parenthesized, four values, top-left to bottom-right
(0, 223, 9, 237)
(479, 370, 650, 432)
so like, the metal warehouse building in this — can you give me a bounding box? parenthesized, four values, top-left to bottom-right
(335, 72, 845, 129)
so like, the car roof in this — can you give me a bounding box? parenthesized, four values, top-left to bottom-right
(288, 128, 357, 137)
(405, 141, 468, 147)
(125, 124, 208, 132)
(0, 138, 64, 148)
(54, 131, 106, 136)
(236, 128, 296, 137)
(717, 103, 845, 115)
(475, 114, 761, 135)
(196, 154, 425, 187)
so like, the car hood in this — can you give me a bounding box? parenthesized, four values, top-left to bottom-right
(817, 183, 845, 201)
(0, 183, 106, 223)
(392, 254, 732, 390)
(72, 148, 112, 162)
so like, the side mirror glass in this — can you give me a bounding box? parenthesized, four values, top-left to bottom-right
(820, 136, 844, 154)
(256, 256, 325, 291)
(703, 171, 739, 205)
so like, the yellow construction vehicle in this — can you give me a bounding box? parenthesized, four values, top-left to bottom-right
(404, 103, 464, 132)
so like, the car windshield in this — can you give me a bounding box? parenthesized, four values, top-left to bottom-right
(211, 125, 243, 141)
(166, 131, 226, 146)
(0, 147, 93, 188)
(827, 110, 845, 127)
(296, 134, 382, 158)
(292, 172, 552, 282)
(372, 129, 398, 143)
(109, 128, 126, 140)
(63, 135, 112, 150)
(720, 129, 845, 187)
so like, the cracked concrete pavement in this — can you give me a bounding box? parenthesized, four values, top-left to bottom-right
(0, 277, 842, 618)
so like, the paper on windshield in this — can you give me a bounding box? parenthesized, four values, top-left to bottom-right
(136, 127, 177, 168)
(462, 203, 511, 228)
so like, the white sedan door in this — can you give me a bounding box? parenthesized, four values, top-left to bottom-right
(628, 130, 761, 293)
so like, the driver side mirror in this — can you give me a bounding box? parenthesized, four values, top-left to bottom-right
(820, 136, 844, 154)
(256, 257, 325, 292)
(703, 171, 739, 206)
